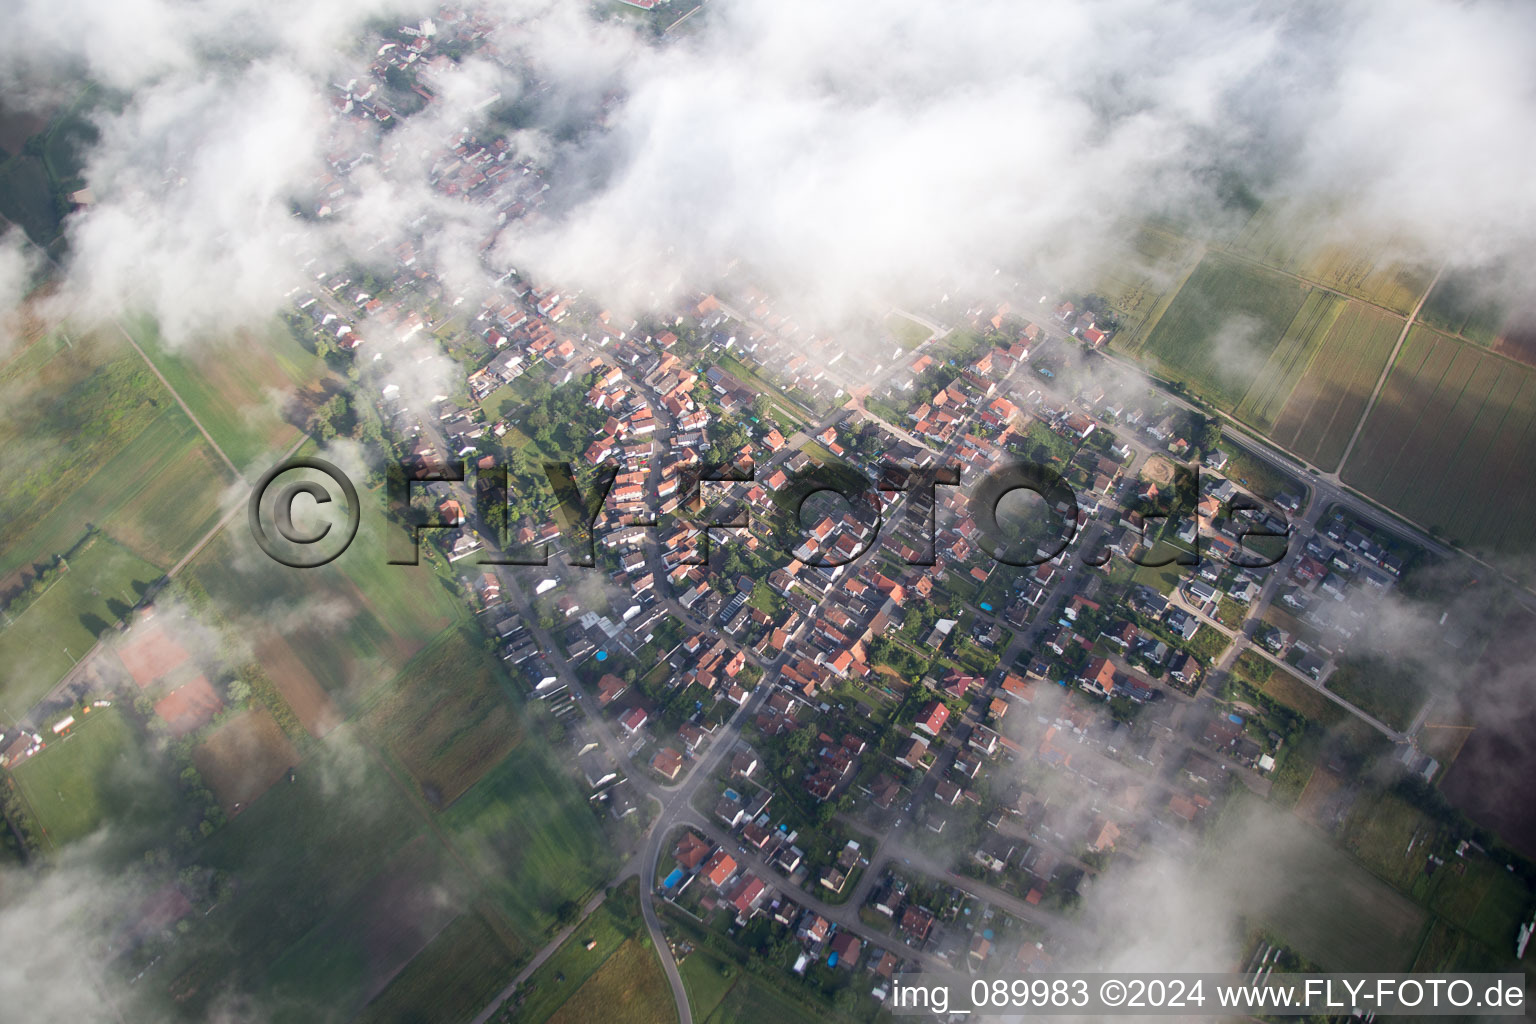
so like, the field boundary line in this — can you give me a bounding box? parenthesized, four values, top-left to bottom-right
(1219, 244, 1424, 321)
(113, 322, 241, 478)
(1335, 265, 1443, 476)
(2, 229, 240, 478)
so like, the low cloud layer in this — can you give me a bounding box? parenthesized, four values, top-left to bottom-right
(0, 0, 1530, 343)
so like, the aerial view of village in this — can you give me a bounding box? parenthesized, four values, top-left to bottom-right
(0, 0, 1533, 1021)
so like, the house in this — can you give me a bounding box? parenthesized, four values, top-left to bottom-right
(828, 930, 861, 968)
(800, 913, 831, 945)
(730, 751, 759, 779)
(715, 792, 747, 829)
(673, 831, 712, 871)
(1082, 656, 1117, 699)
(595, 674, 628, 707)
(1186, 580, 1217, 604)
(1087, 818, 1120, 853)
(900, 905, 934, 944)
(702, 849, 739, 888)
(869, 772, 901, 809)
(913, 700, 950, 737)
(894, 735, 930, 770)
(651, 747, 684, 781)
(729, 874, 767, 917)
(620, 707, 648, 735)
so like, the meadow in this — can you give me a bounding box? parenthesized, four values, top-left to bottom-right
(1426, 854, 1533, 953)
(1419, 270, 1507, 350)
(125, 316, 328, 472)
(1325, 658, 1430, 734)
(1215, 797, 1427, 972)
(1253, 662, 1344, 726)
(1339, 790, 1446, 894)
(0, 535, 163, 719)
(0, 154, 59, 245)
(263, 837, 465, 1023)
(1129, 253, 1311, 411)
(441, 741, 617, 945)
(184, 497, 463, 713)
(1267, 300, 1405, 470)
(353, 910, 521, 1024)
(361, 626, 521, 806)
(513, 884, 642, 1024)
(137, 729, 423, 1021)
(679, 948, 738, 1022)
(10, 705, 181, 849)
(0, 329, 227, 579)
(1093, 222, 1205, 350)
(884, 312, 932, 350)
(545, 938, 676, 1024)
(702, 972, 830, 1024)
(1340, 325, 1536, 553)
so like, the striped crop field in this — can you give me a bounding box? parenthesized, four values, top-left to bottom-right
(1341, 325, 1536, 553)
(1234, 290, 1344, 432)
(1268, 301, 1406, 471)
(1132, 252, 1311, 411)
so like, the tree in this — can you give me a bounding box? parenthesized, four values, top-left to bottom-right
(1194, 416, 1222, 456)
(308, 393, 353, 440)
(786, 727, 812, 756)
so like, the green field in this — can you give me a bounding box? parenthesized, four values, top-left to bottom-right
(1339, 791, 1445, 892)
(884, 312, 932, 350)
(1226, 202, 1433, 315)
(441, 742, 617, 945)
(0, 536, 163, 719)
(0, 330, 198, 577)
(125, 316, 327, 472)
(1325, 658, 1429, 734)
(1267, 301, 1406, 470)
(546, 937, 676, 1024)
(133, 729, 423, 1021)
(1093, 223, 1205, 350)
(354, 910, 520, 1024)
(514, 886, 641, 1024)
(1229, 290, 1338, 430)
(702, 972, 829, 1024)
(0, 154, 60, 245)
(1214, 798, 1426, 971)
(1341, 325, 1536, 553)
(265, 837, 465, 1023)
(185, 495, 464, 707)
(10, 706, 181, 849)
(679, 948, 739, 1022)
(362, 626, 521, 806)
(7, 408, 230, 578)
(1428, 855, 1534, 952)
(1254, 664, 1344, 726)
(1130, 253, 1312, 411)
